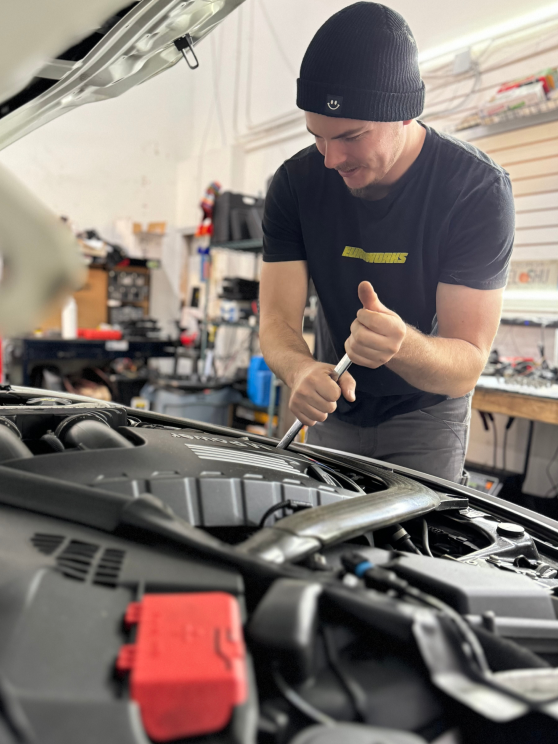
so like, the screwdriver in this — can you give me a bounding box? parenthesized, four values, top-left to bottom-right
(276, 353, 353, 450)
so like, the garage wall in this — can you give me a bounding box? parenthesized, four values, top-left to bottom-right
(0, 0, 553, 232)
(0, 61, 192, 238)
(175, 0, 548, 224)
(425, 22, 558, 493)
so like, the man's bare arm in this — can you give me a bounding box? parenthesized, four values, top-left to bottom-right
(259, 261, 313, 387)
(346, 281, 502, 398)
(387, 282, 502, 396)
(260, 261, 356, 425)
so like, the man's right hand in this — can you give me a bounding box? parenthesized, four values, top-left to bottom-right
(289, 360, 356, 426)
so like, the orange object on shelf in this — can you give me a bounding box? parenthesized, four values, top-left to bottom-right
(77, 329, 122, 340)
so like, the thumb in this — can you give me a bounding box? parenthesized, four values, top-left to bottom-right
(358, 281, 391, 314)
(338, 371, 356, 403)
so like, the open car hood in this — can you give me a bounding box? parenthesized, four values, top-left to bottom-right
(0, 0, 244, 150)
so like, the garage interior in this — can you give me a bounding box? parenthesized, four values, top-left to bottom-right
(2, 0, 558, 513)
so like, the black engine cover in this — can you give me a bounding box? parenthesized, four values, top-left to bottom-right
(5, 427, 356, 527)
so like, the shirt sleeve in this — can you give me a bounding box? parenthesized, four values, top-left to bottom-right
(262, 164, 307, 263)
(439, 174, 515, 290)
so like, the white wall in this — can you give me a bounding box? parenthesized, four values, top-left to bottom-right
(176, 0, 554, 223)
(0, 0, 552, 229)
(0, 55, 197, 316)
(0, 60, 193, 237)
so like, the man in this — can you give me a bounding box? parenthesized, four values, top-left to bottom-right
(259, 2, 514, 483)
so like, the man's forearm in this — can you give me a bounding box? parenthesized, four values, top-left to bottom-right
(386, 326, 486, 397)
(259, 316, 315, 388)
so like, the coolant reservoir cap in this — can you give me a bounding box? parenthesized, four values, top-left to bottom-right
(497, 522, 525, 538)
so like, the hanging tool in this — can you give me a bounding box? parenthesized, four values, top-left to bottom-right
(276, 354, 352, 450)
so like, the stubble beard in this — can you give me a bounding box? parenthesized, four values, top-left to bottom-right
(346, 129, 405, 201)
(347, 179, 388, 200)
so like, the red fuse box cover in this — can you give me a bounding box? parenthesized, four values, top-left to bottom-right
(116, 592, 248, 742)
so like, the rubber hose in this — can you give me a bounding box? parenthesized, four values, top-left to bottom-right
(473, 625, 550, 671)
(0, 422, 32, 461)
(59, 419, 134, 450)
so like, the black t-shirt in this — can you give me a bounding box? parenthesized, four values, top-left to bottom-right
(262, 123, 515, 426)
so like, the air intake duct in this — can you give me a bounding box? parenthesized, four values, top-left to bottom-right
(55, 414, 134, 450)
(0, 417, 32, 461)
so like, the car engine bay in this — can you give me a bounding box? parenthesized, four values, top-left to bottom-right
(0, 389, 557, 744)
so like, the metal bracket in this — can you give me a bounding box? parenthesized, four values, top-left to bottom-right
(174, 33, 199, 69)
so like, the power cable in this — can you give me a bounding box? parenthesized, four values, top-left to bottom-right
(244, 0, 255, 127)
(486, 413, 498, 472)
(258, 499, 312, 529)
(321, 625, 368, 722)
(232, 6, 243, 138)
(210, 32, 227, 148)
(422, 62, 482, 120)
(272, 667, 335, 727)
(502, 417, 515, 474)
(422, 519, 434, 557)
(258, 0, 297, 77)
(422, 39, 495, 80)
(341, 554, 491, 676)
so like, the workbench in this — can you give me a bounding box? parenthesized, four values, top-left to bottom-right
(473, 386, 558, 426)
(472, 376, 558, 482)
(8, 338, 176, 387)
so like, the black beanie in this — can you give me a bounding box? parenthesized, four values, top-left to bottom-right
(296, 2, 424, 122)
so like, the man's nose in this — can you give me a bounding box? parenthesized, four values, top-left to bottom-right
(323, 141, 346, 170)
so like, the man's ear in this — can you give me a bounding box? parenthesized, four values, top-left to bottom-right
(402, 119, 413, 126)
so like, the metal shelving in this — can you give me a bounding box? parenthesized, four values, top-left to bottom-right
(457, 102, 558, 142)
(210, 239, 263, 252)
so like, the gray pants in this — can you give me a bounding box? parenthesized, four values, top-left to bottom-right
(306, 394, 472, 484)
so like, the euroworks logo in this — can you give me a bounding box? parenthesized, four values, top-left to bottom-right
(343, 246, 408, 264)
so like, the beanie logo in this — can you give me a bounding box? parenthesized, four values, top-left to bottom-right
(326, 94, 343, 114)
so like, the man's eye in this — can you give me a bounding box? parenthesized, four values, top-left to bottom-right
(346, 134, 362, 142)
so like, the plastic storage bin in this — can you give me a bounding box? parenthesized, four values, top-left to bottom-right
(247, 356, 279, 408)
(140, 384, 242, 426)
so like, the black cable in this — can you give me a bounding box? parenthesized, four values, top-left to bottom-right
(258, 499, 312, 529)
(422, 519, 434, 558)
(478, 410, 489, 431)
(321, 625, 368, 722)
(375, 524, 421, 555)
(487, 413, 498, 472)
(341, 554, 490, 676)
(0, 674, 36, 743)
(502, 417, 515, 474)
(272, 666, 335, 727)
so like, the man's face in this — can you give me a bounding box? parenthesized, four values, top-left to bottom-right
(305, 112, 406, 197)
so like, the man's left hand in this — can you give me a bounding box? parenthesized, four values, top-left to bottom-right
(345, 281, 406, 368)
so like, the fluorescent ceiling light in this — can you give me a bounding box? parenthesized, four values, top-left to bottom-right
(419, 2, 558, 64)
